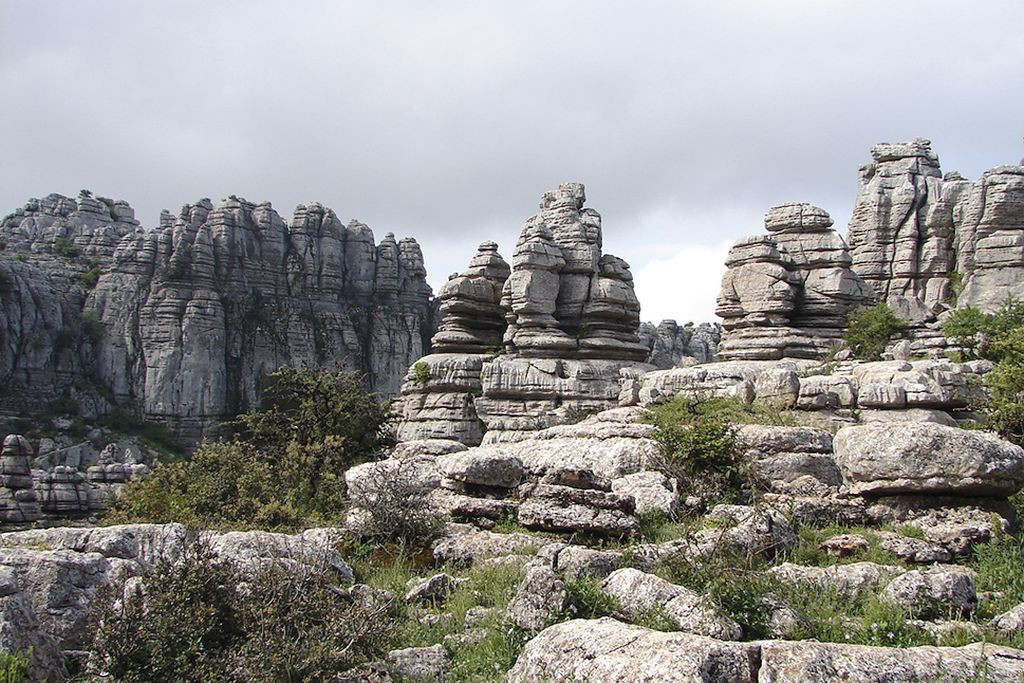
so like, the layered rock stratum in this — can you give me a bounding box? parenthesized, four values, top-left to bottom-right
(1, 191, 434, 441)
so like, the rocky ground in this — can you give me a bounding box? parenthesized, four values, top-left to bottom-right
(4, 386, 1024, 681)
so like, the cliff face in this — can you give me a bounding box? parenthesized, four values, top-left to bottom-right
(1, 192, 434, 441)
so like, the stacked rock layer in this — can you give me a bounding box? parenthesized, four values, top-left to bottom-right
(394, 183, 654, 445)
(716, 203, 873, 360)
(847, 138, 1024, 321)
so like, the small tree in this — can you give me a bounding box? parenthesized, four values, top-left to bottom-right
(843, 303, 907, 361)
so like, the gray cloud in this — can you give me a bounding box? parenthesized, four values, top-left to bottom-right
(2, 1, 1022, 321)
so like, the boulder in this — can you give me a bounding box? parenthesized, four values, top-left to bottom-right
(881, 568, 978, 618)
(834, 422, 1024, 496)
(600, 568, 742, 639)
(507, 618, 760, 683)
(505, 564, 568, 632)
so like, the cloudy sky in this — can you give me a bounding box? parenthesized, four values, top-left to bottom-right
(2, 1, 1022, 324)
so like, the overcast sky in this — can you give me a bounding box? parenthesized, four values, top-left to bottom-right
(2, 1, 1022, 324)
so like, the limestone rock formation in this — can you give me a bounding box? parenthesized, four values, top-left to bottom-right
(715, 204, 873, 360)
(638, 319, 721, 367)
(0, 435, 40, 524)
(394, 183, 653, 446)
(847, 139, 1024, 321)
(1, 192, 434, 441)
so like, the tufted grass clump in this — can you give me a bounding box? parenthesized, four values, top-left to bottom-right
(0, 649, 30, 683)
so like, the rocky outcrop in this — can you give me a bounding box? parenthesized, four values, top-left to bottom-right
(638, 319, 721, 368)
(0, 435, 40, 524)
(1, 192, 434, 442)
(716, 204, 874, 360)
(0, 523, 353, 679)
(847, 139, 1024, 321)
(394, 183, 653, 446)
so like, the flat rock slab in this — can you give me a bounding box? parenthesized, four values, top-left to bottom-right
(833, 422, 1024, 496)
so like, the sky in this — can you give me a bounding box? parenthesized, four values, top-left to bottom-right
(2, 1, 1022, 324)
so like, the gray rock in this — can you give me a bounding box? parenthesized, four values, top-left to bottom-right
(507, 618, 760, 683)
(505, 563, 567, 632)
(769, 562, 906, 597)
(0, 435, 40, 523)
(876, 532, 953, 564)
(834, 422, 1024, 496)
(403, 573, 461, 605)
(881, 568, 978, 618)
(436, 448, 523, 489)
(991, 603, 1024, 634)
(610, 470, 678, 516)
(758, 639, 1024, 682)
(535, 543, 623, 581)
(386, 644, 449, 682)
(431, 524, 552, 566)
(600, 568, 742, 639)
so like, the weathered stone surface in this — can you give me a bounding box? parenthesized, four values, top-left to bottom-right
(716, 204, 872, 361)
(505, 563, 568, 632)
(517, 476, 640, 538)
(865, 495, 1015, 554)
(639, 319, 721, 368)
(881, 568, 977, 618)
(0, 435, 40, 523)
(476, 357, 653, 443)
(431, 524, 552, 566)
(0, 523, 353, 679)
(820, 534, 870, 558)
(958, 165, 1024, 311)
(834, 423, 1024, 496)
(610, 470, 678, 516)
(847, 139, 965, 322)
(436, 448, 523, 489)
(535, 543, 623, 581)
(386, 644, 449, 682)
(876, 532, 953, 564)
(635, 505, 795, 569)
(430, 241, 509, 354)
(392, 354, 489, 445)
(601, 568, 742, 639)
(991, 603, 1024, 634)
(404, 573, 461, 605)
(758, 639, 1024, 682)
(769, 561, 906, 597)
(507, 618, 760, 683)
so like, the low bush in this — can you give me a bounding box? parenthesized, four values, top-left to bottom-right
(51, 237, 79, 258)
(942, 300, 1024, 446)
(88, 543, 392, 682)
(843, 302, 907, 361)
(642, 397, 761, 504)
(111, 368, 392, 530)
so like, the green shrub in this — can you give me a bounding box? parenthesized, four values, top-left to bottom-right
(80, 308, 103, 342)
(412, 361, 430, 387)
(0, 649, 30, 683)
(52, 237, 80, 258)
(111, 368, 392, 530)
(97, 410, 184, 460)
(564, 576, 621, 619)
(942, 300, 1024, 446)
(642, 397, 754, 503)
(88, 543, 391, 682)
(232, 367, 392, 459)
(81, 259, 102, 288)
(843, 302, 907, 361)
